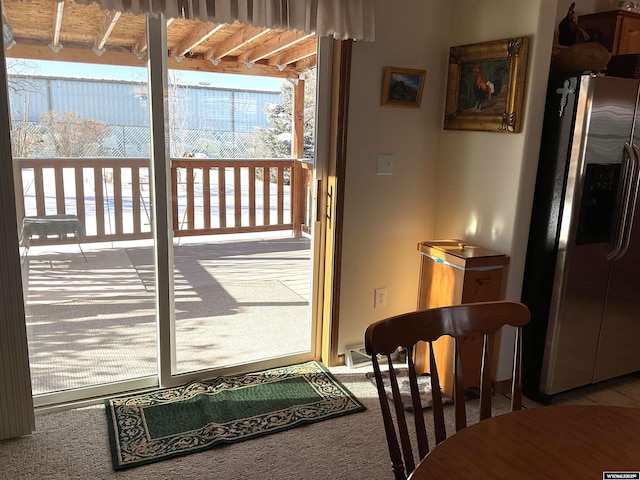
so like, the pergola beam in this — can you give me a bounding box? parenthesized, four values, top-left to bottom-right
(170, 21, 225, 58)
(293, 78, 305, 158)
(49, 0, 64, 51)
(242, 30, 313, 64)
(133, 18, 174, 57)
(204, 25, 269, 61)
(6, 40, 305, 78)
(94, 10, 121, 53)
(4, 0, 316, 76)
(297, 56, 317, 70)
(268, 41, 316, 67)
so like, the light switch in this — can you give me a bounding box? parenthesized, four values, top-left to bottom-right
(376, 154, 394, 175)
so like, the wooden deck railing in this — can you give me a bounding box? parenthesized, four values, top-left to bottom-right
(12, 157, 313, 246)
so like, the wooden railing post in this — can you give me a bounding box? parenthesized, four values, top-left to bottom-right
(293, 79, 305, 159)
(292, 79, 305, 238)
(12, 159, 25, 228)
(292, 160, 303, 237)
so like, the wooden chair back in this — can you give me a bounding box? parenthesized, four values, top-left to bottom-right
(364, 300, 530, 480)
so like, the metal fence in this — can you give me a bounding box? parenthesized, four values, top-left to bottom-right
(10, 122, 284, 159)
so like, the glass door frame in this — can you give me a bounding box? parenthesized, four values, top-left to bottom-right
(157, 32, 331, 389)
(9, 14, 329, 408)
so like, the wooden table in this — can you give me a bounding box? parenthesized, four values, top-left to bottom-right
(409, 405, 640, 479)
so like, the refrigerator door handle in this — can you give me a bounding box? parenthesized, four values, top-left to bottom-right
(616, 144, 640, 260)
(608, 143, 637, 260)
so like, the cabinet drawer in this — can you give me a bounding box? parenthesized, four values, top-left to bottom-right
(460, 268, 504, 303)
(579, 10, 640, 55)
(619, 17, 640, 54)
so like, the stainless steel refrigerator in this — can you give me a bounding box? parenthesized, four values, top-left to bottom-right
(522, 73, 640, 402)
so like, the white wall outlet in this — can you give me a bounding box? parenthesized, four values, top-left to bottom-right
(376, 154, 394, 175)
(374, 287, 387, 308)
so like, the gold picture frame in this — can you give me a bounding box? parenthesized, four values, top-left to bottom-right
(381, 67, 426, 108)
(444, 37, 529, 132)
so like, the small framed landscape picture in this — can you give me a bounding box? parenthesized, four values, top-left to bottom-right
(381, 66, 426, 108)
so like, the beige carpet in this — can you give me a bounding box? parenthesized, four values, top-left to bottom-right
(0, 366, 533, 480)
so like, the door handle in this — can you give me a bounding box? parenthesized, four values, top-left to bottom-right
(316, 179, 322, 222)
(316, 179, 333, 226)
(616, 144, 640, 260)
(326, 184, 333, 224)
(608, 143, 637, 260)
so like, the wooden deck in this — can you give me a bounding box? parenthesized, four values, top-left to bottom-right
(21, 233, 312, 395)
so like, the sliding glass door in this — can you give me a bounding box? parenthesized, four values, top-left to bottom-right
(3, 3, 323, 406)
(5, 9, 159, 405)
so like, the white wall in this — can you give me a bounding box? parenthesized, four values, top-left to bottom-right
(556, 0, 609, 21)
(436, 2, 555, 295)
(435, 0, 556, 379)
(337, 0, 450, 353)
(338, 0, 558, 382)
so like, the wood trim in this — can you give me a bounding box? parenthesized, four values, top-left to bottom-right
(325, 39, 353, 366)
(0, 11, 35, 437)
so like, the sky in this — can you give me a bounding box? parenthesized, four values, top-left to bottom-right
(6, 58, 283, 91)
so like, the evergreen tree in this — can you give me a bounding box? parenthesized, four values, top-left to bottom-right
(257, 69, 316, 160)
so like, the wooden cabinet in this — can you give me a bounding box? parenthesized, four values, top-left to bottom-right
(415, 240, 509, 397)
(579, 10, 640, 55)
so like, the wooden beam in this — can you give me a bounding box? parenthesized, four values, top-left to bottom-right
(6, 40, 306, 78)
(268, 41, 316, 67)
(94, 10, 121, 52)
(8, 41, 147, 66)
(297, 56, 317, 70)
(133, 18, 174, 56)
(132, 32, 147, 56)
(170, 21, 225, 58)
(167, 54, 303, 78)
(204, 25, 269, 61)
(50, 0, 64, 50)
(243, 30, 314, 64)
(250, 31, 314, 63)
(293, 78, 305, 159)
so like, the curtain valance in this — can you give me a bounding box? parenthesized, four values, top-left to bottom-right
(75, 0, 375, 41)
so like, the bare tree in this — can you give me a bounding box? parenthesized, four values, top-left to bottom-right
(9, 90, 34, 158)
(39, 110, 110, 157)
(6, 59, 43, 157)
(168, 69, 193, 159)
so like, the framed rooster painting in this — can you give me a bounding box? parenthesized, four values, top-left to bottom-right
(444, 37, 529, 132)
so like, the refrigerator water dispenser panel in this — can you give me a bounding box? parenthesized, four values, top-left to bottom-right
(576, 163, 621, 245)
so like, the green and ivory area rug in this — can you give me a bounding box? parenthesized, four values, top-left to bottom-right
(105, 361, 365, 470)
